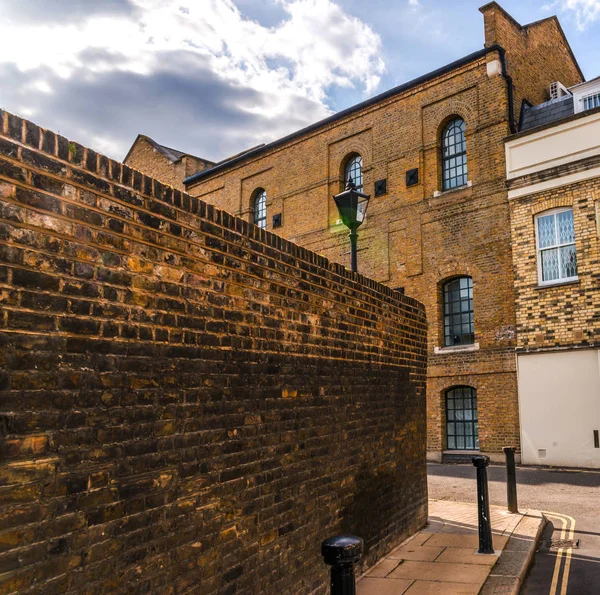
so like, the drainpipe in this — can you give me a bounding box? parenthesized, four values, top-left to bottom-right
(497, 47, 517, 134)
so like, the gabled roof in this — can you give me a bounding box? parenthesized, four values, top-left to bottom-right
(479, 2, 584, 82)
(124, 134, 214, 166)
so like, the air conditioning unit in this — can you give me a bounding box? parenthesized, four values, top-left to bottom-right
(550, 81, 571, 99)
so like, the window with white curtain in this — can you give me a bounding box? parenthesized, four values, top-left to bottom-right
(535, 208, 578, 285)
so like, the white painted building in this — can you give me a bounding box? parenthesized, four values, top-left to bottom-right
(506, 77, 600, 468)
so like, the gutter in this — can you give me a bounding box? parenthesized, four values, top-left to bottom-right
(184, 44, 506, 187)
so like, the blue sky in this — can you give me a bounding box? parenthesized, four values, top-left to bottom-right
(0, 0, 598, 163)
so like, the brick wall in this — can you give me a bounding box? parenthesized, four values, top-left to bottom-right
(510, 176, 600, 350)
(124, 137, 214, 192)
(480, 2, 583, 124)
(0, 111, 428, 594)
(186, 44, 523, 457)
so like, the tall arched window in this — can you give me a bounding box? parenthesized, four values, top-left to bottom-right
(253, 189, 267, 229)
(344, 154, 363, 192)
(443, 276, 474, 347)
(441, 118, 467, 190)
(446, 387, 479, 450)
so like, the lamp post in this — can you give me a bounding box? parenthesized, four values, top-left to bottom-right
(333, 178, 371, 273)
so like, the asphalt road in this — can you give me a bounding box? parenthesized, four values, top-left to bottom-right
(427, 463, 600, 595)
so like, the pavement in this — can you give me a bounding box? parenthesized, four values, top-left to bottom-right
(356, 499, 544, 595)
(427, 462, 600, 595)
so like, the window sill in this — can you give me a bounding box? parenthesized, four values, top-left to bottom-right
(433, 180, 472, 198)
(434, 343, 480, 354)
(443, 450, 480, 454)
(535, 279, 579, 290)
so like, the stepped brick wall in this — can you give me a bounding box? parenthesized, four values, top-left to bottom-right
(0, 111, 427, 595)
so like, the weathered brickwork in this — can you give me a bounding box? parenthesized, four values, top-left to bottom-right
(124, 136, 214, 192)
(185, 5, 582, 458)
(509, 176, 600, 350)
(480, 2, 583, 124)
(0, 111, 428, 594)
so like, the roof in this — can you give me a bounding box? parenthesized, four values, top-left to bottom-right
(124, 134, 215, 166)
(520, 95, 574, 131)
(184, 44, 504, 186)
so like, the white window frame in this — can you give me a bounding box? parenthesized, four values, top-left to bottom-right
(582, 92, 600, 111)
(535, 207, 578, 287)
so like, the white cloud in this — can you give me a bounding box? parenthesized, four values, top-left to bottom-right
(0, 0, 385, 158)
(551, 0, 600, 29)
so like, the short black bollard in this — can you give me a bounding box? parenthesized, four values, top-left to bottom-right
(503, 446, 519, 514)
(472, 455, 494, 554)
(321, 535, 363, 595)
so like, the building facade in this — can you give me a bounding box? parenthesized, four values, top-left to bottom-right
(184, 3, 583, 461)
(506, 79, 600, 468)
(124, 134, 214, 191)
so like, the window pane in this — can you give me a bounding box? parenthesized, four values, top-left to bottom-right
(345, 155, 363, 192)
(541, 248, 560, 282)
(253, 190, 267, 229)
(443, 276, 474, 346)
(560, 245, 578, 278)
(557, 210, 575, 244)
(442, 118, 467, 190)
(446, 387, 478, 451)
(537, 214, 556, 249)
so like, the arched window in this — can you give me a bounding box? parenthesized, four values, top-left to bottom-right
(344, 154, 363, 192)
(253, 189, 267, 229)
(441, 118, 467, 191)
(443, 276, 474, 347)
(446, 387, 479, 450)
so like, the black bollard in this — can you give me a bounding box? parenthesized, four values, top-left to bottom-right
(503, 446, 519, 514)
(472, 455, 494, 554)
(321, 535, 363, 595)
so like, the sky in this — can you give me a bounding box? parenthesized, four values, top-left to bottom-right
(0, 0, 599, 164)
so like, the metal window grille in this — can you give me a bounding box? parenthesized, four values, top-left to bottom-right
(535, 208, 577, 285)
(446, 387, 479, 450)
(345, 155, 363, 192)
(443, 277, 474, 347)
(442, 118, 468, 191)
(253, 189, 267, 229)
(583, 93, 600, 110)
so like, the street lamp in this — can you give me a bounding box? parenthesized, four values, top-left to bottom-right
(333, 178, 371, 273)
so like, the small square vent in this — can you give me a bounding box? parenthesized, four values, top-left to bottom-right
(272, 213, 282, 228)
(374, 179, 387, 197)
(406, 168, 419, 187)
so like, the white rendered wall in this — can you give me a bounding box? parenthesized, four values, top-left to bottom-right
(505, 111, 600, 181)
(518, 350, 600, 468)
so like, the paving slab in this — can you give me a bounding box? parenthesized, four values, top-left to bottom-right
(404, 580, 482, 595)
(388, 544, 445, 561)
(435, 546, 500, 566)
(357, 499, 544, 595)
(388, 560, 491, 583)
(356, 577, 414, 595)
(425, 533, 509, 550)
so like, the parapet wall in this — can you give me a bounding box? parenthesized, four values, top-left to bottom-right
(0, 111, 427, 595)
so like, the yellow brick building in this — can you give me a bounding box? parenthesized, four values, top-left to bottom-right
(177, 3, 582, 461)
(506, 76, 600, 468)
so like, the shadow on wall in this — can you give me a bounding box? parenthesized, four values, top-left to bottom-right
(340, 465, 398, 556)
